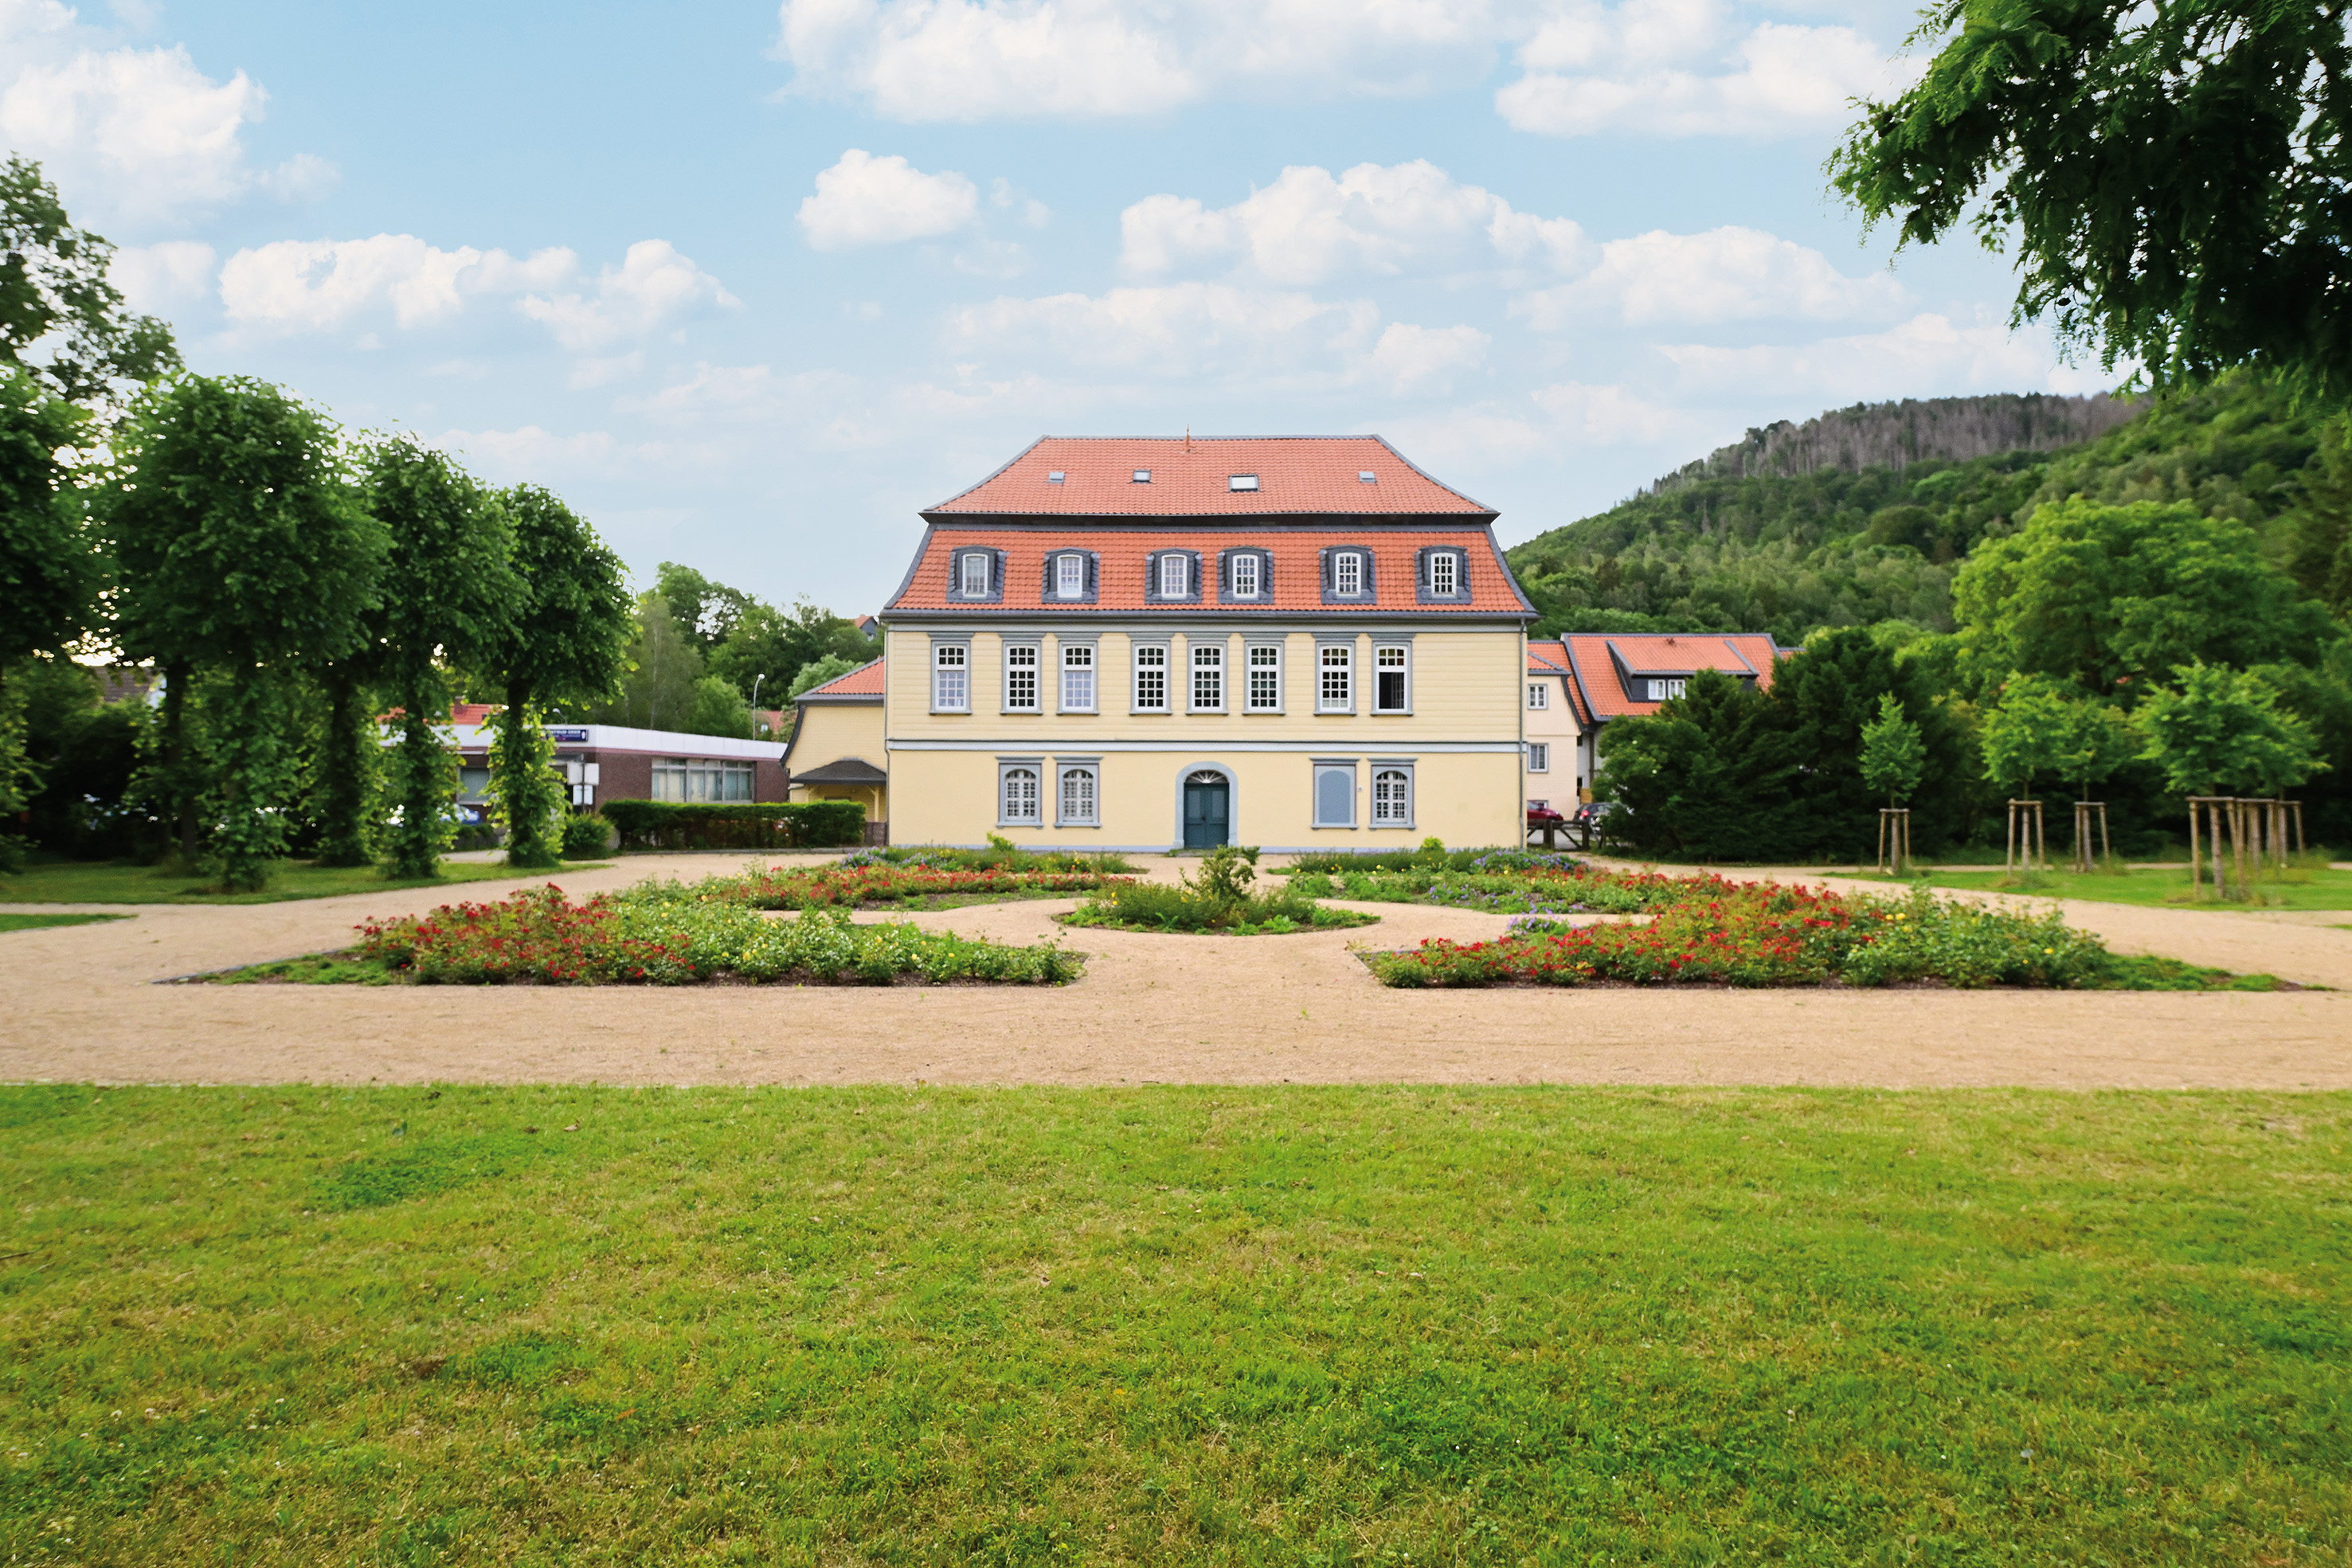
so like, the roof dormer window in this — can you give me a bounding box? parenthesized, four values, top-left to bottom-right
(1228, 474, 1258, 491)
(1132, 469, 1152, 483)
(1055, 553, 1086, 598)
(958, 552, 990, 598)
(1047, 470, 1065, 483)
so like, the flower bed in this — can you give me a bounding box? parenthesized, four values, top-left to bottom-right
(331, 884, 1083, 985)
(1289, 861, 1677, 916)
(1367, 877, 2287, 991)
(702, 862, 1130, 910)
(1063, 844, 1380, 935)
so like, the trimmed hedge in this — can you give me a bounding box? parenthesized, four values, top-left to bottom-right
(598, 800, 865, 851)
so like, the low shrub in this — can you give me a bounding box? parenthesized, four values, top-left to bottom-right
(559, 813, 612, 858)
(1289, 861, 1675, 915)
(599, 800, 864, 851)
(1066, 845, 1378, 934)
(846, 843, 1136, 874)
(354, 883, 1080, 985)
(1282, 846, 1564, 874)
(695, 862, 1128, 909)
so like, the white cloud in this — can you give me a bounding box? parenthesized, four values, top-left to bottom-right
(430, 425, 684, 485)
(1497, 0, 1916, 139)
(0, 10, 334, 227)
(1656, 312, 2065, 401)
(1513, 225, 1903, 327)
(218, 235, 575, 331)
(1120, 160, 1589, 284)
(517, 240, 740, 351)
(947, 282, 1380, 380)
(107, 239, 214, 310)
(799, 148, 980, 249)
(777, 0, 1196, 121)
(1529, 379, 1697, 445)
(1368, 322, 1489, 394)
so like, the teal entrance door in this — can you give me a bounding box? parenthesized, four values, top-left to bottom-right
(1182, 770, 1230, 848)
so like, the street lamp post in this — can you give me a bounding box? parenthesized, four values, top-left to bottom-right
(751, 673, 765, 737)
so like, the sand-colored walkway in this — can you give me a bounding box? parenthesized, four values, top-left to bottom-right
(4, 852, 2350, 1089)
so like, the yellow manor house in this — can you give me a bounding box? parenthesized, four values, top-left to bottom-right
(865, 434, 1536, 851)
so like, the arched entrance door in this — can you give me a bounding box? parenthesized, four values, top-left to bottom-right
(1181, 769, 1231, 849)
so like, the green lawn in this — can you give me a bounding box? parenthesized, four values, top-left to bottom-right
(2, 1085, 2345, 1565)
(1842, 863, 2352, 911)
(0, 910, 133, 933)
(0, 858, 611, 906)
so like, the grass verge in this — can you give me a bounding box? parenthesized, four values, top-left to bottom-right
(0, 858, 612, 906)
(1, 1085, 2344, 1564)
(1843, 863, 2352, 912)
(0, 911, 132, 933)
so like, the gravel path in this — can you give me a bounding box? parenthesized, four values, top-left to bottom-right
(3, 853, 2348, 1089)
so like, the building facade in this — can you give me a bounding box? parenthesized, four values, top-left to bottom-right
(876, 436, 1535, 851)
(782, 658, 889, 840)
(1529, 633, 1791, 800)
(440, 706, 789, 817)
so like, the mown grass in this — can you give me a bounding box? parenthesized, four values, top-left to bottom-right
(2, 1085, 2346, 1565)
(1839, 864, 2352, 911)
(0, 912, 131, 933)
(0, 858, 611, 906)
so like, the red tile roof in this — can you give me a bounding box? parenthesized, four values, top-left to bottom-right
(886, 527, 1529, 616)
(1561, 633, 1785, 720)
(1525, 639, 1590, 724)
(800, 658, 884, 698)
(929, 436, 1492, 518)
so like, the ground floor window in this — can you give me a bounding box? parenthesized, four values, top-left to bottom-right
(1313, 761, 1356, 827)
(1000, 764, 1041, 825)
(652, 757, 753, 802)
(1372, 764, 1414, 827)
(1058, 764, 1098, 826)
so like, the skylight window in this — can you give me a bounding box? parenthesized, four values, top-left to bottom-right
(1047, 471, 1065, 483)
(1228, 474, 1258, 491)
(1133, 469, 1152, 483)
(1358, 471, 1377, 484)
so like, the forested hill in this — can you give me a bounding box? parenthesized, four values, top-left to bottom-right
(1504, 379, 2329, 647)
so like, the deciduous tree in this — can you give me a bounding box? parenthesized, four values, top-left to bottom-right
(2135, 662, 2327, 796)
(0, 156, 179, 405)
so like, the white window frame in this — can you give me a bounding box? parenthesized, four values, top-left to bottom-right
(1059, 639, 1098, 713)
(1054, 553, 1086, 600)
(931, 639, 970, 713)
(1647, 678, 1688, 701)
(1001, 639, 1040, 713)
(1371, 763, 1415, 828)
(957, 552, 991, 598)
(1131, 640, 1170, 713)
(1317, 640, 1354, 714)
(1312, 759, 1357, 828)
(1528, 742, 1551, 773)
(1190, 639, 1225, 712)
(1428, 551, 1458, 597)
(652, 757, 687, 802)
(1333, 551, 1363, 597)
(997, 761, 1042, 827)
(1372, 642, 1411, 715)
(1056, 761, 1099, 827)
(1527, 682, 1549, 710)
(1244, 641, 1283, 713)
(1159, 553, 1189, 598)
(1230, 552, 1262, 600)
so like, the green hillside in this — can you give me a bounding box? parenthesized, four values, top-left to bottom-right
(1505, 380, 2330, 647)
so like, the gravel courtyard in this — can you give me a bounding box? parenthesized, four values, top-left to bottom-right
(4, 852, 2350, 1089)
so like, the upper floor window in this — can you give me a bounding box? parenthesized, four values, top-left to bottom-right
(1333, 551, 1363, 597)
(1528, 742, 1551, 772)
(1061, 642, 1096, 710)
(1004, 643, 1039, 711)
(1646, 678, 1688, 701)
(1192, 641, 1224, 710)
(933, 643, 969, 711)
(1318, 643, 1352, 712)
(1527, 682, 1549, 710)
(1054, 553, 1086, 599)
(1230, 552, 1261, 599)
(1246, 643, 1282, 710)
(1374, 643, 1409, 714)
(1159, 553, 1188, 598)
(1133, 643, 1168, 711)
(958, 553, 990, 597)
(1428, 550, 1458, 596)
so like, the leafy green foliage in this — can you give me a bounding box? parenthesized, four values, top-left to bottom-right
(581, 593, 705, 732)
(1980, 672, 2073, 795)
(787, 652, 863, 700)
(488, 704, 563, 870)
(1830, 0, 2352, 396)
(310, 675, 380, 868)
(706, 596, 877, 706)
(558, 812, 612, 858)
(652, 559, 754, 653)
(0, 155, 178, 405)
(0, 370, 90, 663)
(1858, 691, 1925, 805)
(2135, 661, 2329, 796)
(597, 800, 864, 850)
(682, 675, 753, 739)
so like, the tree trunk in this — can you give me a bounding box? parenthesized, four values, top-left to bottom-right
(313, 672, 378, 866)
(162, 663, 196, 865)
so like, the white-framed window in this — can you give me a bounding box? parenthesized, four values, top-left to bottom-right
(1333, 551, 1363, 596)
(1133, 468, 1151, 483)
(652, 757, 686, 801)
(1230, 552, 1261, 599)
(1191, 640, 1224, 710)
(1133, 642, 1169, 711)
(1646, 678, 1688, 701)
(1313, 761, 1356, 827)
(1318, 643, 1352, 712)
(1228, 474, 1258, 491)
(1527, 682, 1549, 710)
(656, 757, 752, 803)
(1054, 553, 1086, 599)
(1159, 553, 1188, 598)
(1528, 742, 1551, 772)
(1246, 643, 1282, 711)
(1003, 642, 1039, 711)
(1373, 643, 1409, 714)
(1428, 551, 1459, 596)
(1058, 764, 1098, 826)
(1000, 764, 1040, 825)
(1061, 641, 1096, 710)
(958, 553, 990, 597)
(1372, 766, 1412, 827)
(933, 641, 969, 711)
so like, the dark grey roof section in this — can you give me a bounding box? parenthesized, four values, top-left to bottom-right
(789, 757, 888, 785)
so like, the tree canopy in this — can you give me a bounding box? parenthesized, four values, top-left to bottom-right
(0, 156, 179, 405)
(0, 370, 89, 663)
(1829, 0, 2352, 397)
(2135, 662, 2328, 795)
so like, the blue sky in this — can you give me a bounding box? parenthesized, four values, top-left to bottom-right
(2, 0, 2113, 616)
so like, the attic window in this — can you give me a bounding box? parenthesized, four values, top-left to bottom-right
(1228, 474, 1258, 491)
(1047, 471, 1065, 483)
(1358, 471, 1376, 483)
(1133, 469, 1152, 483)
